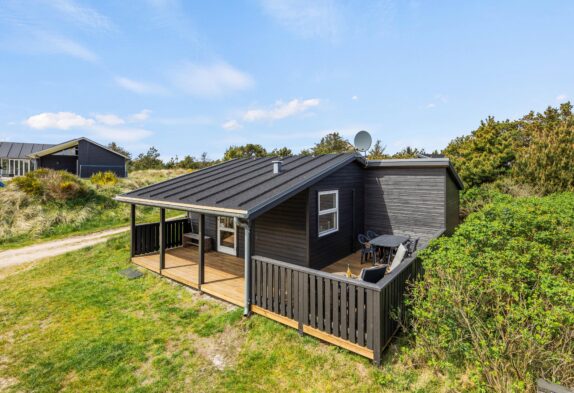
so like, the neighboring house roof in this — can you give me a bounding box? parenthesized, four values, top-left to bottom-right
(0, 142, 55, 159)
(366, 158, 464, 189)
(27, 137, 128, 159)
(117, 153, 361, 219)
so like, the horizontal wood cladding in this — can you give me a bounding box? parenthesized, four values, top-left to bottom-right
(308, 162, 365, 269)
(445, 173, 460, 235)
(253, 190, 309, 266)
(364, 167, 446, 235)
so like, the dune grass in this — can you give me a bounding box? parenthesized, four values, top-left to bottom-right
(0, 169, 189, 251)
(0, 235, 461, 392)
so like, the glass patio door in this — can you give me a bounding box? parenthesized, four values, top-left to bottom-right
(217, 216, 236, 255)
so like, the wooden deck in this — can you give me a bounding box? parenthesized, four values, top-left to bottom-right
(132, 247, 245, 306)
(133, 248, 369, 307)
(321, 250, 373, 277)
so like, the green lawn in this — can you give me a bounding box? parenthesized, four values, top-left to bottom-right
(0, 235, 459, 392)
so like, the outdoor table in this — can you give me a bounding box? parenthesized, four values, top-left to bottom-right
(369, 235, 409, 264)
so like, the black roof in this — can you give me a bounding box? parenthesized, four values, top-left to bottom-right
(117, 153, 360, 218)
(0, 142, 55, 159)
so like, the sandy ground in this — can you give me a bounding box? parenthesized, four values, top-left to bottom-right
(0, 227, 129, 269)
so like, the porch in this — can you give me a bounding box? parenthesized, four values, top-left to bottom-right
(131, 246, 371, 308)
(132, 247, 245, 306)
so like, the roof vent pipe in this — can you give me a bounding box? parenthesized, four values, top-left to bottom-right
(272, 160, 283, 174)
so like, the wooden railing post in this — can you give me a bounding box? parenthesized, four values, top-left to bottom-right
(159, 208, 166, 271)
(198, 214, 205, 287)
(373, 290, 382, 366)
(130, 204, 136, 257)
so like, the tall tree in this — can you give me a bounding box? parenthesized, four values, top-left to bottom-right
(311, 132, 354, 155)
(514, 102, 574, 194)
(131, 146, 164, 170)
(223, 144, 267, 160)
(367, 140, 388, 159)
(443, 117, 519, 187)
(270, 147, 293, 157)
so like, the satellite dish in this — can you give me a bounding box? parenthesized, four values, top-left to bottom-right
(353, 130, 372, 152)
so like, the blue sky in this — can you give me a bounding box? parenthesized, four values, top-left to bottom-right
(1, 0, 573, 160)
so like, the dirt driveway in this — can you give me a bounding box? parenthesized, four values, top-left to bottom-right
(0, 227, 129, 269)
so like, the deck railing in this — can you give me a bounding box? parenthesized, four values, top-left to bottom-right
(132, 218, 190, 256)
(250, 254, 423, 362)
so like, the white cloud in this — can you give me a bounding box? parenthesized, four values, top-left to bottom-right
(48, 0, 113, 31)
(352, 95, 358, 100)
(41, 33, 98, 62)
(224, 98, 321, 129)
(426, 103, 436, 109)
(222, 120, 242, 130)
(115, 77, 167, 95)
(129, 109, 152, 122)
(171, 62, 253, 97)
(94, 114, 125, 126)
(243, 98, 320, 122)
(259, 0, 341, 40)
(425, 94, 448, 109)
(25, 112, 95, 130)
(23, 110, 154, 143)
(556, 94, 568, 102)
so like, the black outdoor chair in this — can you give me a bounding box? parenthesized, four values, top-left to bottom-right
(405, 238, 419, 256)
(366, 230, 379, 240)
(358, 234, 375, 264)
(359, 264, 388, 283)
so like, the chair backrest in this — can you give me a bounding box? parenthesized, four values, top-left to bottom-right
(357, 234, 369, 245)
(410, 238, 419, 254)
(388, 244, 408, 273)
(366, 230, 379, 240)
(359, 265, 387, 283)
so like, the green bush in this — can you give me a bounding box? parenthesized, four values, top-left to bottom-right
(12, 169, 87, 202)
(409, 193, 574, 391)
(90, 171, 118, 187)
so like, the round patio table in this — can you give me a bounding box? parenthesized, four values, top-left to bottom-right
(369, 235, 409, 264)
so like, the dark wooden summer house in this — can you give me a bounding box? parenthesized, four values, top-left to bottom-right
(116, 153, 462, 363)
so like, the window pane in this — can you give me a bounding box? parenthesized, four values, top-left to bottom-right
(219, 217, 234, 229)
(319, 212, 337, 233)
(219, 231, 235, 248)
(319, 192, 336, 211)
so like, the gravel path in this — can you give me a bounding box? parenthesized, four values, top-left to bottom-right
(0, 227, 129, 269)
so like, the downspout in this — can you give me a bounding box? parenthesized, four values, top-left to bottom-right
(243, 220, 252, 316)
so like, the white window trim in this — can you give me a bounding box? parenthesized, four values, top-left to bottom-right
(318, 190, 339, 237)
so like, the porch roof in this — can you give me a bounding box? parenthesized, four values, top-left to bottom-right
(116, 153, 361, 219)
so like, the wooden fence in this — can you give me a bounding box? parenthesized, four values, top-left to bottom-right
(132, 218, 190, 256)
(250, 254, 423, 363)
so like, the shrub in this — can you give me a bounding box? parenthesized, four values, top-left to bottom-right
(409, 193, 574, 391)
(90, 171, 118, 187)
(12, 169, 87, 202)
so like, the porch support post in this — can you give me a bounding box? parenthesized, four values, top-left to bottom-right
(243, 220, 252, 316)
(130, 204, 136, 258)
(198, 213, 205, 287)
(159, 208, 166, 271)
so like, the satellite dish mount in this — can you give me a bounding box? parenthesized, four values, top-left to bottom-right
(353, 130, 372, 157)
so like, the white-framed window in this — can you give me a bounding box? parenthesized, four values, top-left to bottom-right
(318, 190, 339, 237)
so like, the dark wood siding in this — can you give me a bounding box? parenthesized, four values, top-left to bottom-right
(77, 139, 126, 178)
(253, 190, 309, 266)
(364, 167, 446, 235)
(308, 162, 365, 270)
(38, 155, 77, 174)
(445, 173, 460, 235)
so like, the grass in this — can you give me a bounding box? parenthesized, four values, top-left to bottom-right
(0, 169, 189, 251)
(0, 235, 462, 392)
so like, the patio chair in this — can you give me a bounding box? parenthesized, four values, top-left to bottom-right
(366, 230, 380, 240)
(387, 244, 408, 273)
(359, 264, 388, 283)
(358, 234, 375, 264)
(405, 238, 419, 256)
